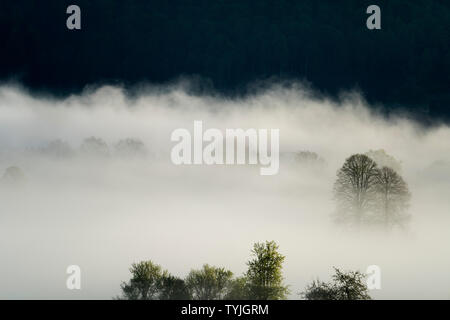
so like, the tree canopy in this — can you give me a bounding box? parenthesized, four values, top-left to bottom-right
(302, 268, 371, 300)
(185, 264, 233, 300)
(119, 261, 167, 300)
(118, 241, 289, 300)
(333, 153, 411, 229)
(246, 241, 289, 300)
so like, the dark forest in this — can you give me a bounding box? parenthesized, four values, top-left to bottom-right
(1, 0, 449, 119)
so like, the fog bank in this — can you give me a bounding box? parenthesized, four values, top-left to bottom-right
(0, 84, 449, 299)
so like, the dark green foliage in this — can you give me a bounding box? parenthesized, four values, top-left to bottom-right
(225, 277, 251, 300)
(118, 241, 290, 300)
(186, 264, 234, 300)
(119, 261, 190, 300)
(119, 261, 167, 300)
(159, 275, 191, 300)
(301, 280, 337, 300)
(302, 268, 371, 300)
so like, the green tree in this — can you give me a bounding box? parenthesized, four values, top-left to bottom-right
(302, 268, 371, 300)
(301, 279, 337, 300)
(159, 274, 191, 300)
(186, 264, 233, 300)
(225, 277, 250, 300)
(246, 241, 289, 300)
(332, 268, 371, 300)
(119, 261, 167, 300)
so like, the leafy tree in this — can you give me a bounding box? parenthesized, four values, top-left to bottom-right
(159, 274, 191, 300)
(374, 166, 411, 229)
(119, 261, 167, 300)
(301, 279, 337, 300)
(302, 268, 371, 300)
(225, 277, 250, 300)
(186, 264, 233, 300)
(331, 268, 371, 300)
(333, 154, 379, 226)
(246, 241, 289, 300)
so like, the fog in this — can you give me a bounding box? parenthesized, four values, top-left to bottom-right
(0, 83, 449, 299)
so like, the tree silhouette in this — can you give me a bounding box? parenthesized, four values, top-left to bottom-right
(302, 268, 371, 300)
(334, 153, 411, 230)
(333, 154, 379, 226)
(374, 166, 411, 229)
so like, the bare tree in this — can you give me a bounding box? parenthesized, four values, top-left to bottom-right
(374, 166, 411, 229)
(333, 154, 379, 226)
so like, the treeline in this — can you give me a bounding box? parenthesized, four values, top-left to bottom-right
(118, 241, 288, 300)
(30, 137, 147, 158)
(0, 137, 147, 186)
(1, 0, 449, 119)
(118, 241, 371, 300)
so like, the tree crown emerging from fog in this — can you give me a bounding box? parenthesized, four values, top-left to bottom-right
(333, 153, 411, 229)
(333, 154, 380, 226)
